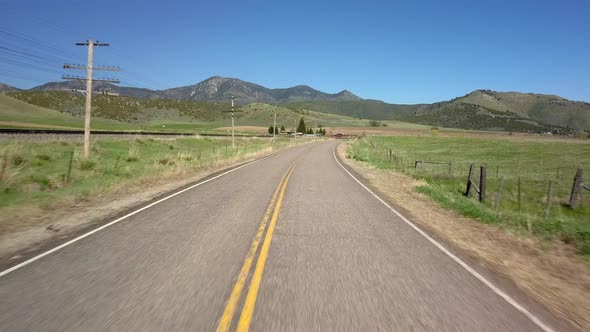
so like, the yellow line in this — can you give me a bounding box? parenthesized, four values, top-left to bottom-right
(216, 161, 298, 332)
(236, 159, 301, 332)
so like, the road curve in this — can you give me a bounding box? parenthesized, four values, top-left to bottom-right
(0, 141, 572, 331)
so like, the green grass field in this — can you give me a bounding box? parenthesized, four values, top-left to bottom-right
(347, 136, 590, 256)
(0, 136, 298, 218)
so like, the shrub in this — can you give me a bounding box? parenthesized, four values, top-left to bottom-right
(36, 154, 51, 161)
(127, 144, 140, 162)
(178, 153, 193, 161)
(11, 154, 26, 166)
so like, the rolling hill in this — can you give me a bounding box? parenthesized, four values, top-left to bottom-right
(416, 90, 590, 130)
(0, 93, 138, 131)
(2, 92, 406, 132)
(288, 91, 590, 131)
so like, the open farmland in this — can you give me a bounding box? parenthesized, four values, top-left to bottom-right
(347, 136, 590, 256)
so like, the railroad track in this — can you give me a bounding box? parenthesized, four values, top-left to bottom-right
(0, 128, 265, 138)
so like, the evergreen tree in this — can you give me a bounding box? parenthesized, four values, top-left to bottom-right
(268, 125, 278, 134)
(280, 125, 285, 132)
(297, 118, 306, 133)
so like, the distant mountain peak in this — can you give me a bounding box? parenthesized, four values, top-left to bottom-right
(0, 82, 20, 93)
(335, 89, 362, 100)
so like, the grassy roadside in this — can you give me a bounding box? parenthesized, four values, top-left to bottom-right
(0, 136, 302, 229)
(347, 136, 590, 257)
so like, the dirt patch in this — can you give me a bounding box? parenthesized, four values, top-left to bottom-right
(338, 143, 590, 330)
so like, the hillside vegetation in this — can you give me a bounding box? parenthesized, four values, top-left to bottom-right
(410, 103, 562, 133)
(417, 90, 590, 131)
(286, 100, 419, 120)
(0, 93, 137, 130)
(3, 91, 421, 132)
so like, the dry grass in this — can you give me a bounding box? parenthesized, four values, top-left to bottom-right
(338, 143, 590, 330)
(213, 126, 268, 133)
(329, 126, 589, 143)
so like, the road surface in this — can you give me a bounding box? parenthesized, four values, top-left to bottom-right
(0, 141, 571, 331)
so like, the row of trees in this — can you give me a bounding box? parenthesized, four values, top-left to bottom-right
(268, 118, 326, 135)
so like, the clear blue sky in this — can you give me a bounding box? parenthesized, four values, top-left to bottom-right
(1, 0, 589, 104)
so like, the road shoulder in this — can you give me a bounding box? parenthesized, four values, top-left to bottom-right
(336, 142, 589, 331)
(0, 146, 291, 271)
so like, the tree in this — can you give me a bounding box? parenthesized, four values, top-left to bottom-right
(268, 125, 278, 134)
(297, 117, 306, 133)
(280, 125, 285, 132)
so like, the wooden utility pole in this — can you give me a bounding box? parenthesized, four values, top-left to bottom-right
(63, 40, 119, 158)
(83, 41, 93, 159)
(222, 96, 242, 149)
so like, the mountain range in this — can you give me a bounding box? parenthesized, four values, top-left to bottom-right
(27, 76, 362, 104)
(2, 76, 589, 131)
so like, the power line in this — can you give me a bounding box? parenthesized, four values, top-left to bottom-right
(0, 46, 66, 64)
(0, 56, 68, 75)
(0, 70, 48, 84)
(0, 30, 83, 60)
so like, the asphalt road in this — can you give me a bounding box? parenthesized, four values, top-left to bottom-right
(0, 141, 571, 331)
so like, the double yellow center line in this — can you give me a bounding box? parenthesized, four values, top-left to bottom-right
(217, 158, 301, 332)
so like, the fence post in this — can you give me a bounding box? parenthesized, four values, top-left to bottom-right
(556, 167, 560, 179)
(65, 150, 74, 184)
(448, 161, 452, 177)
(465, 164, 474, 196)
(0, 154, 7, 182)
(496, 165, 499, 178)
(517, 176, 522, 212)
(568, 168, 583, 208)
(545, 180, 554, 219)
(479, 166, 487, 202)
(494, 176, 505, 211)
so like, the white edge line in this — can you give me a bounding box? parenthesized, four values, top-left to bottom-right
(332, 146, 555, 332)
(0, 153, 277, 278)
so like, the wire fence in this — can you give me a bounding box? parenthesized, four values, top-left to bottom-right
(355, 138, 589, 227)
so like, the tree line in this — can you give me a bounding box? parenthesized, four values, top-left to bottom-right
(268, 117, 326, 135)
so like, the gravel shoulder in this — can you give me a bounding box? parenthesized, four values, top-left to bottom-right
(337, 143, 590, 331)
